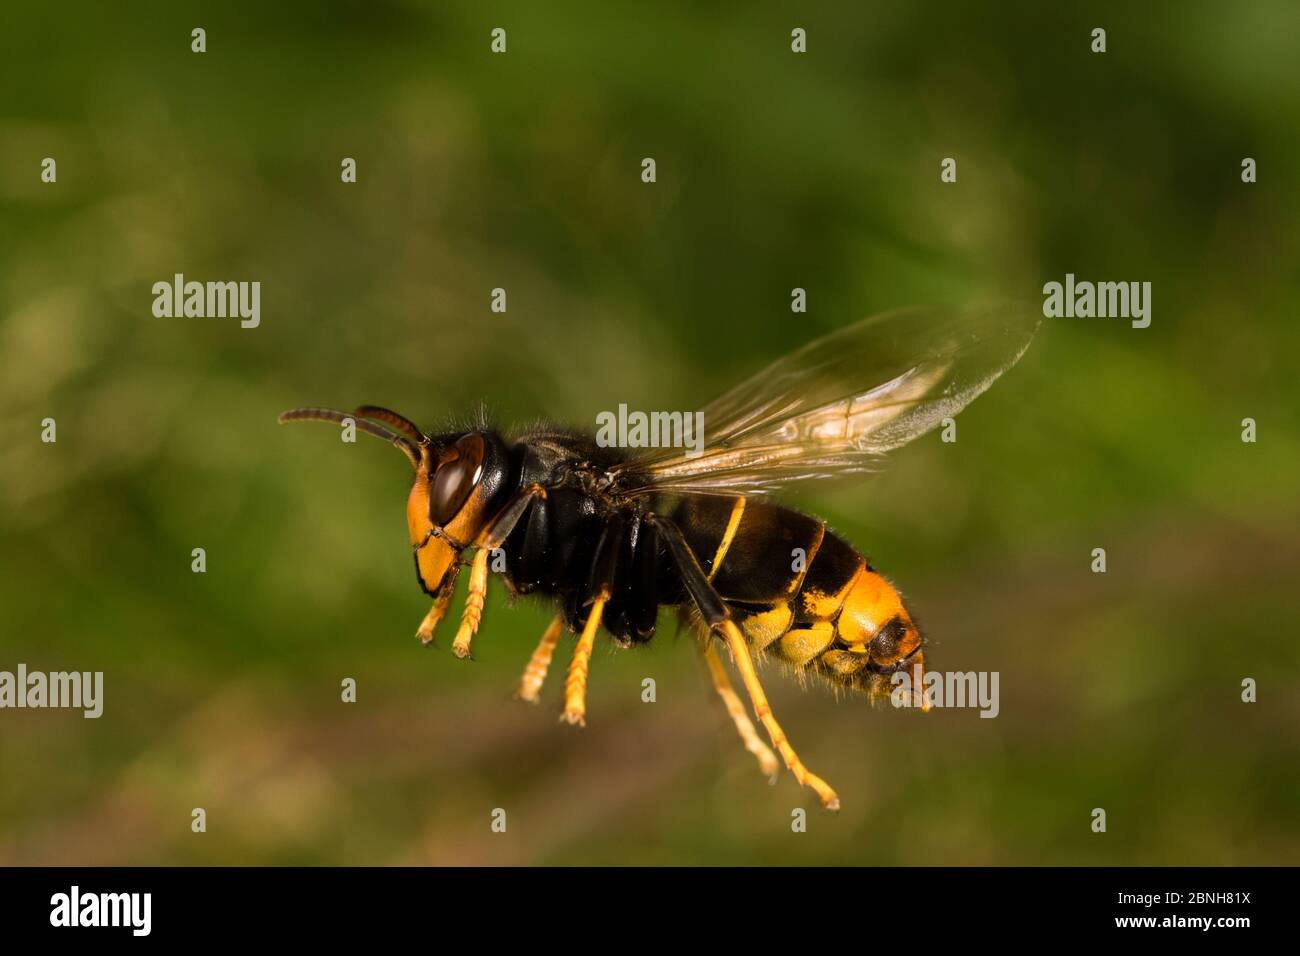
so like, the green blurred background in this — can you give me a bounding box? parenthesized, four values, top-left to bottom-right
(2, 1, 1298, 865)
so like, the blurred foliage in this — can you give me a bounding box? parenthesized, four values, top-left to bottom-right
(1, 1, 1298, 865)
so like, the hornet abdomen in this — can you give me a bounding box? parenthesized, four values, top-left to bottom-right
(672, 496, 925, 699)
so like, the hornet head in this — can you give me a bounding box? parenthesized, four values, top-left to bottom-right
(278, 406, 511, 598)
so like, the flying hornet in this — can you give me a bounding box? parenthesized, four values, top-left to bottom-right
(280, 305, 1038, 810)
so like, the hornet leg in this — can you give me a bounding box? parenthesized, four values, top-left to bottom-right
(560, 596, 606, 727)
(651, 514, 841, 811)
(560, 516, 627, 727)
(515, 614, 563, 703)
(701, 638, 779, 780)
(450, 485, 545, 659)
(416, 566, 459, 645)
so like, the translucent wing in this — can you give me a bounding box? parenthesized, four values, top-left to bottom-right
(612, 304, 1039, 497)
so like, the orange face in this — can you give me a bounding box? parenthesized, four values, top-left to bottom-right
(407, 434, 490, 595)
(407, 460, 454, 595)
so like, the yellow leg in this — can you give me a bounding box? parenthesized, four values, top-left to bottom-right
(717, 619, 840, 811)
(448, 484, 546, 660)
(702, 639, 779, 779)
(515, 615, 563, 703)
(415, 568, 459, 645)
(561, 595, 606, 727)
(451, 548, 489, 659)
